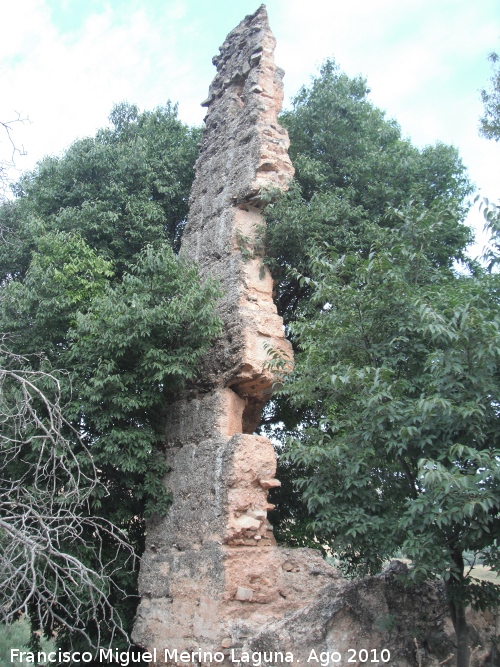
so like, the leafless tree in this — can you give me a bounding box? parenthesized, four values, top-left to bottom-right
(0, 339, 135, 647)
(0, 113, 27, 200)
(0, 113, 28, 253)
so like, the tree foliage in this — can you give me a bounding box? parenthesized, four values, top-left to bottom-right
(262, 60, 495, 667)
(282, 214, 499, 561)
(276, 215, 500, 666)
(480, 52, 500, 142)
(0, 101, 200, 282)
(0, 57, 493, 665)
(0, 103, 220, 650)
(265, 59, 472, 322)
(0, 343, 134, 647)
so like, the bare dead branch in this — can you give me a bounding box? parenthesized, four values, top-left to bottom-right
(0, 338, 136, 648)
(0, 112, 28, 201)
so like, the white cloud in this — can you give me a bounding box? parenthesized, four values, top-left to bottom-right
(269, 0, 499, 254)
(0, 0, 498, 254)
(0, 0, 206, 178)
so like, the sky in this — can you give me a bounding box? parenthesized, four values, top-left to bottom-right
(0, 0, 498, 253)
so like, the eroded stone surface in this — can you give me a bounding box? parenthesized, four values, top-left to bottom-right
(180, 4, 293, 409)
(235, 562, 500, 667)
(132, 6, 499, 666)
(132, 6, 317, 660)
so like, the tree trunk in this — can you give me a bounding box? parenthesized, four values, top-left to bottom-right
(445, 548, 470, 667)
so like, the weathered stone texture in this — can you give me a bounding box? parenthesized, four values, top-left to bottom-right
(133, 6, 313, 659)
(236, 561, 499, 667)
(180, 4, 293, 404)
(132, 6, 498, 667)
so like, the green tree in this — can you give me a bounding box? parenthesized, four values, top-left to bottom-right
(265, 59, 472, 322)
(0, 103, 221, 651)
(263, 58, 474, 510)
(480, 52, 500, 141)
(261, 61, 494, 667)
(0, 343, 134, 648)
(0, 101, 200, 282)
(273, 211, 499, 667)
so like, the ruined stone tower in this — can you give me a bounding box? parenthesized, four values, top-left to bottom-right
(132, 4, 335, 661)
(132, 7, 499, 665)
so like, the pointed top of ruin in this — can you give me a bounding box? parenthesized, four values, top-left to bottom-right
(208, 4, 272, 78)
(195, 2, 292, 211)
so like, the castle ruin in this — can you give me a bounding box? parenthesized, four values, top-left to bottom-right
(132, 7, 497, 666)
(132, 5, 336, 658)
